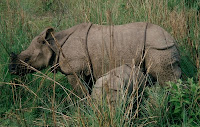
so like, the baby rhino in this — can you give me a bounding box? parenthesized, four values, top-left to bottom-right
(91, 64, 146, 106)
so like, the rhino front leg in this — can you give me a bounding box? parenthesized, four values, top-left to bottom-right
(67, 75, 86, 97)
(67, 74, 94, 97)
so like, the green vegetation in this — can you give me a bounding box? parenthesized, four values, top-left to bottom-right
(0, 0, 199, 126)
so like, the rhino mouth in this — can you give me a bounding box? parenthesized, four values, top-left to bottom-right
(9, 53, 34, 76)
(9, 63, 34, 76)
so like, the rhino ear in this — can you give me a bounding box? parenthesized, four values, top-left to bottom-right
(40, 27, 55, 41)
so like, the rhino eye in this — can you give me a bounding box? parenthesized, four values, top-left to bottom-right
(25, 58, 30, 62)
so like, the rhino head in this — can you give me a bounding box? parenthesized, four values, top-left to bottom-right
(9, 28, 56, 75)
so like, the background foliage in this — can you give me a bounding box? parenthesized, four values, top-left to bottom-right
(0, 0, 199, 126)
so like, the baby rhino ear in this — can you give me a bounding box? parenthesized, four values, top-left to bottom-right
(40, 27, 55, 41)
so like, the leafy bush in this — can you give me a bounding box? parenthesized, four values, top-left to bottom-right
(141, 79, 200, 126)
(167, 79, 200, 126)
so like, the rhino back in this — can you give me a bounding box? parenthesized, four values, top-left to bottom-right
(145, 23, 175, 49)
(87, 22, 147, 79)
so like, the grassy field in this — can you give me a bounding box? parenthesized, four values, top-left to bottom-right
(0, 0, 200, 126)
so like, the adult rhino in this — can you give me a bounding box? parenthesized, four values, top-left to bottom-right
(9, 22, 181, 95)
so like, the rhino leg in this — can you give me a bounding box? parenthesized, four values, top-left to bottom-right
(67, 74, 94, 97)
(67, 75, 86, 97)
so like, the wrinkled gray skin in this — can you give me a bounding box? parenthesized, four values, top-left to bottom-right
(91, 64, 146, 106)
(9, 22, 181, 95)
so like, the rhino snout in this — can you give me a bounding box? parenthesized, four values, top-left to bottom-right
(9, 52, 25, 75)
(9, 64, 17, 74)
(9, 62, 31, 75)
(9, 52, 17, 74)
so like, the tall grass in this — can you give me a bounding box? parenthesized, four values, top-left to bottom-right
(0, 0, 199, 126)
